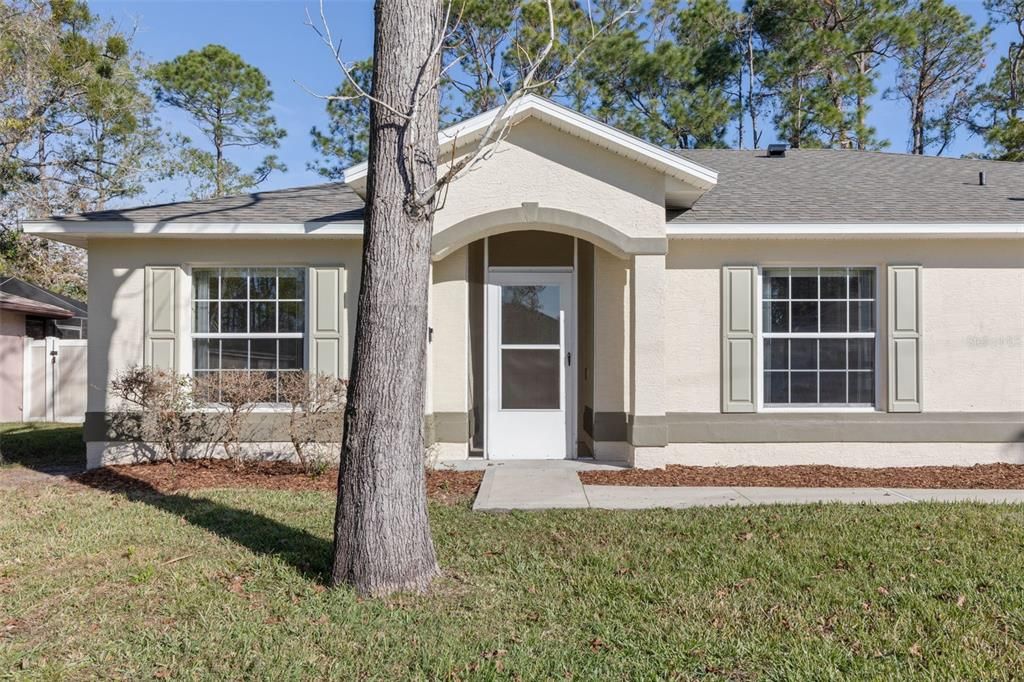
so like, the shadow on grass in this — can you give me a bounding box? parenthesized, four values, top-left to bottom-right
(77, 468, 332, 584)
(0, 423, 85, 470)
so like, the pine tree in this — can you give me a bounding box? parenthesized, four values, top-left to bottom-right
(151, 44, 286, 198)
(583, 0, 742, 148)
(308, 59, 371, 180)
(972, 0, 1024, 159)
(891, 0, 991, 154)
(753, 0, 911, 149)
(1, 0, 160, 298)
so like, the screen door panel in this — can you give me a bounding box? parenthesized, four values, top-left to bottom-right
(486, 273, 573, 459)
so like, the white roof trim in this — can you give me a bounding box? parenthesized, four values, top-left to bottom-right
(24, 220, 363, 234)
(22, 220, 364, 247)
(666, 223, 1024, 238)
(343, 94, 718, 189)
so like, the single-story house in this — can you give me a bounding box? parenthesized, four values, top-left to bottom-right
(23, 95, 1024, 470)
(0, 277, 88, 422)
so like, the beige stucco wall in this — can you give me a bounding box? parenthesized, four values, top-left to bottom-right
(593, 248, 630, 414)
(0, 308, 25, 421)
(86, 237, 363, 413)
(665, 238, 1024, 414)
(430, 246, 469, 417)
(86, 234, 1022, 448)
(433, 118, 666, 245)
(88, 236, 473, 441)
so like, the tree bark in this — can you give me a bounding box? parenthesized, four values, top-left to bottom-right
(331, 0, 442, 597)
(747, 30, 760, 149)
(214, 109, 224, 198)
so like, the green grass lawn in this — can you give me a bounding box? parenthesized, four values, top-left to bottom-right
(0, 422, 84, 469)
(2, 484, 1023, 679)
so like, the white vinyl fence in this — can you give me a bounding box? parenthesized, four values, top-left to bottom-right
(23, 337, 87, 422)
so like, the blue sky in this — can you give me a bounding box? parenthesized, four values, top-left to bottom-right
(90, 0, 1014, 203)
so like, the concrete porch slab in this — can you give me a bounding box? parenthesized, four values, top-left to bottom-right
(472, 465, 591, 511)
(438, 458, 630, 472)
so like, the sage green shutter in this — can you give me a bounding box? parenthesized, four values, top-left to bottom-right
(888, 265, 922, 412)
(722, 266, 757, 412)
(144, 265, 180, 371)
(308, 266, 346, 378)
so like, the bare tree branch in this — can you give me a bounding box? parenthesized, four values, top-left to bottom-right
(417, 1, 639, 207)
(304, 0, 637, 212)
(301, 1, 413, 120)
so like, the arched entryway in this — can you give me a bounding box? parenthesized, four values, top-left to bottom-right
(428, 205, 667, 463)
(462, 229, 605, 460)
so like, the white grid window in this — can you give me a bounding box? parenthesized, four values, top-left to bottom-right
(761, 267, 876, 407)
(192, 267, 305, 401)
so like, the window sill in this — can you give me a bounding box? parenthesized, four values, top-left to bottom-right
(193, 406, 295, 414)
(759, 406, 880, 414)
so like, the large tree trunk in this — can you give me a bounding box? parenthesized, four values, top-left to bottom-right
(911, 94, 926, 155)
(747, 31, 760, 149)
(331, 0, 443, 596)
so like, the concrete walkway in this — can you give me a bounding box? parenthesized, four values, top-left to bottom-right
(467, 461, 1024, 511)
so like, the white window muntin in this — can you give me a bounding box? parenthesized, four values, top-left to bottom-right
(758, 266, 879, 410)
(190, 266, 307, 401)
(192, 266, 305, 337)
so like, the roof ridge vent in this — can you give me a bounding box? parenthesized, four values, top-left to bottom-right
(767, 143, 788, 158)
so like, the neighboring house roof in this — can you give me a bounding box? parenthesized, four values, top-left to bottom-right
(0, 291, 74, 319)
(0, 277, 86, 316)
(46, 182, 365, 225)
(673, 148, 1024, 224)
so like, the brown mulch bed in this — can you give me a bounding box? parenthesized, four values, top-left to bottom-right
(579, 463, 1024, 489)
(72, 461, 482, 505)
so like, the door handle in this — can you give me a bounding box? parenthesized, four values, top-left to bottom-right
(566, 352, 572, 367)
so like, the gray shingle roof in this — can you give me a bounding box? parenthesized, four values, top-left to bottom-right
(53, 182, 364, 223)
(0, 291, 75, 318)
(672, 148, 1024, 223)
(0, 276, 87, 315)
(47, 148, 1024, 226)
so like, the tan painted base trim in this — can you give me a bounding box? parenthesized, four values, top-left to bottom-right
(85, 411, 314, 443)
(586, 411, 1024, 445)
(665, 412, 1024, 443)
(87, 411, 472, 448)
(430, 412, 471, 444)
(628, 415, 668, 447)
(591, 412, 627, 442)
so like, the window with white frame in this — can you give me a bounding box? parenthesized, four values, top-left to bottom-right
(192, 267, 305, 401)
(761, 267, 876, 407)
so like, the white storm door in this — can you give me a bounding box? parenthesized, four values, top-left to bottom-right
(486, 271, 574, 459)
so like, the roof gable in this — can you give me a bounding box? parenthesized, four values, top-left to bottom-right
(342, 94, 718, 197)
